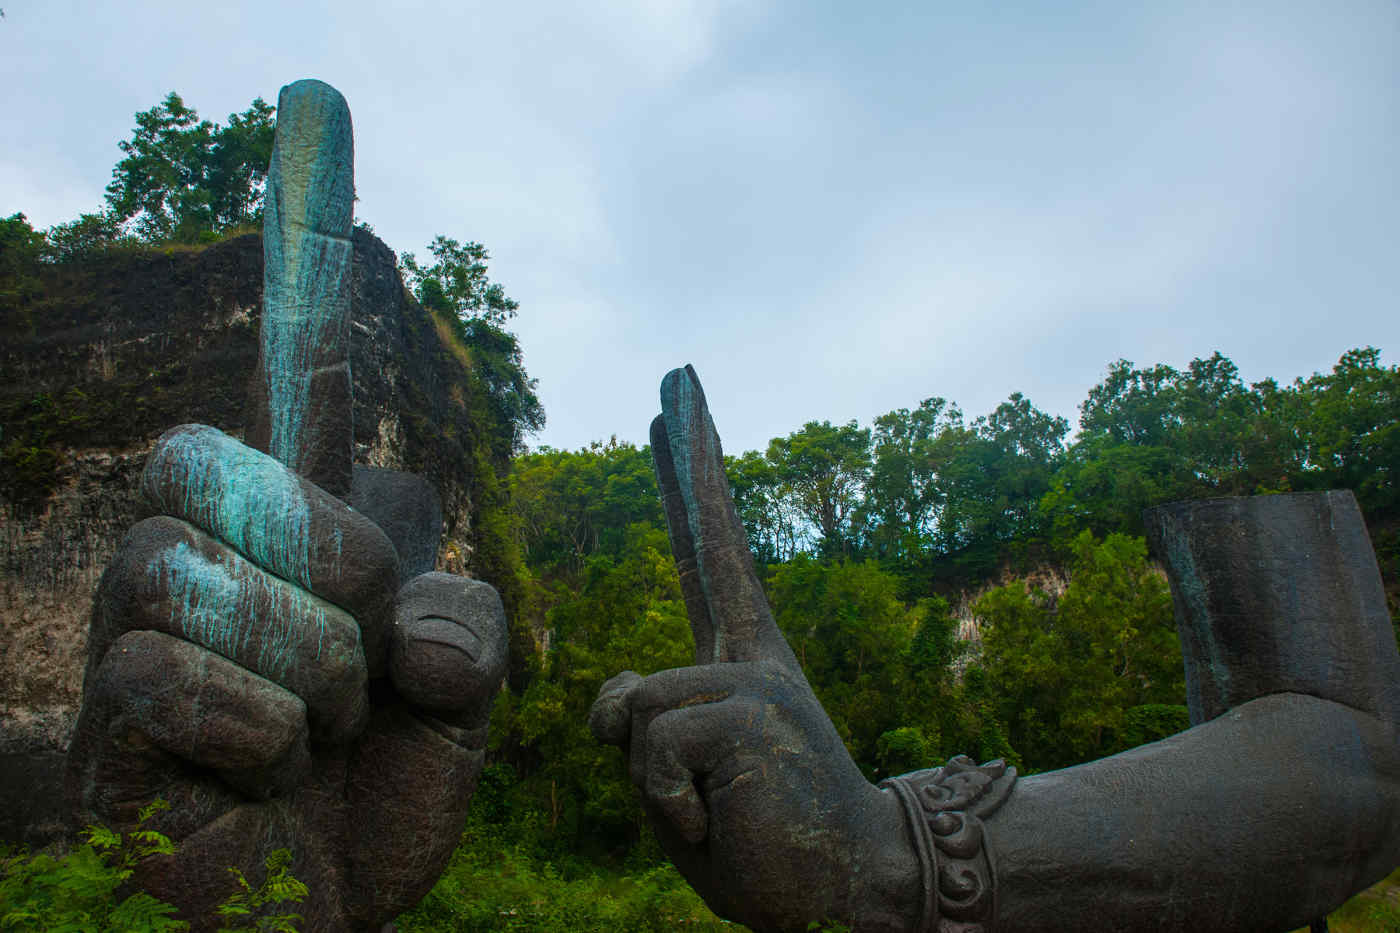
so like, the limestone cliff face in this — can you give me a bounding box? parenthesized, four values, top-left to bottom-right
(0, 229, 499, 844)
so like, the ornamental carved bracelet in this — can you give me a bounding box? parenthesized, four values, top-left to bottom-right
(880, 755, 1018, 933)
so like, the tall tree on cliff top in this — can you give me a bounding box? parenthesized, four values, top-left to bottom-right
(103, 92, 276, 243)
(400, 236, 545, 450)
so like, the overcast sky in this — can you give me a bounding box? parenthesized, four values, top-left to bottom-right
(3, 1, 1396, 455)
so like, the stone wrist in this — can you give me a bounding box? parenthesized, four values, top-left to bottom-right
(880, 756, 1018, 933)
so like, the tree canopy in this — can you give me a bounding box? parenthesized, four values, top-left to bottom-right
(102, 92, 276, 243)
(401, 237, 544, 450)
(401, 236, 519, 327)
(15, 90, 545, 452)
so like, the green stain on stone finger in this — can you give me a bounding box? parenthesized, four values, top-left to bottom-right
(141, 425, 345, 593)
(148, 540, 329, 680)
(262, 79, 354, 481)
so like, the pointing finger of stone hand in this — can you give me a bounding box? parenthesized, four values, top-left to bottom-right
(92, 515, 369, 744)
(75, 630, 312, 804)
(141, 424, 399, 677)
(651, 414, 715, 665)
(658, 365, 799, 669)
(246, 79, 356, 499)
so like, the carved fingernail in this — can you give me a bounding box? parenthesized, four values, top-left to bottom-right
(404, 615, 484, 662)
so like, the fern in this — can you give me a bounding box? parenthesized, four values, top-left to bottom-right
(215, 848, 307, 933)
(0, 798, 185, 932)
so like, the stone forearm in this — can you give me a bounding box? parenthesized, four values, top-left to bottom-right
(990, 693, 1400, 933)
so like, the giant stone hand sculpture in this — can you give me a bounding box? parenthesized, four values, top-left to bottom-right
(65, 80, 508, 932)
(594, 365, 1400, 933)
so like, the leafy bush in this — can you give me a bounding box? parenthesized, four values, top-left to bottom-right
(396, 821, 733, 932)
(216, 848, 307, 933)
(0, 800, 307, 933)
(0, 798, 185, 931)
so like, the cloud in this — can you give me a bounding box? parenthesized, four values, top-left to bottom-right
(2, 1, 1394, 457)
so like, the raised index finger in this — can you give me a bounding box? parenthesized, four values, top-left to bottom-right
(656, 365, 798, 669)
(246, 79, 356, 498)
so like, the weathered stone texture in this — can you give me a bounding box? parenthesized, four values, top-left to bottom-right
(0, 228, 487, 846)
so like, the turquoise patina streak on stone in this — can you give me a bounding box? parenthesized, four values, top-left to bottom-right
(144, 425, 315, 591)
(148, 540, 326, 680)
(262, 79, 354, 492)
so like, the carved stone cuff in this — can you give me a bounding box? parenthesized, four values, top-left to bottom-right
(880, 756, 1017, 933)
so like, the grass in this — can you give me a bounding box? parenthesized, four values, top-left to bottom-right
(1290, 867, 1400, 932)
(395, 831, 736, 932)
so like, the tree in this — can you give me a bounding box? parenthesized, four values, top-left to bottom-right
(400, 236, 518, 326)
(1075, 353, 1268, 492)
(973, 531, 1185, 770)
(1039, 436, 1184, 538)
(726, 449, 800, 564)
(510, 441, 661, 576)
(400, 236, 543, 449)
(766, 420, 872, 557)
(43, 212, 125, 262)
(1290, 347, 1400, 515)
(0, 213, 47, 317)
(1039, 350, 1400, 541)
(508, 522, 694, 852)
(104, 92, 275, 243)
(1079, 359, 1181, 446)
(463, 318, 546, 450)
(1044, 353, 1284, 540)
(864, 397, 959, 561)
(931, 392, 1067, 565)
(769, 557, 921, 772)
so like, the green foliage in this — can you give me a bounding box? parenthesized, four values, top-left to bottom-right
(104, 92, 275, 244)
(714, 348, 1396, 578)
(405, 237, 543, 451)
(925, 392, 1068, 570)
(0, 799, 186, 932)
(765, 420, 872, 557)
(766, 559, 994, 777)
(401, 236, 519, 327)
(863, 397, 958, 561)
(43, 213, 128, 263)
(511, 440, 660, 576)
(215, 848, 307, 933)
(1116, 703, 1191, 749)
(974, 531, 1185, 770)
(496, 450, 696, 856)
(875, 726, 936, 775)
(0, 212, 61, 343)
(728, 389, 1070, 573)
(397, 819, 733, 932)
(0, 214, 47, 320)
(1, 802, 312, 933)
(1042, 349, 1400, 541)
(0, 387, 102, 513)
(508, 522, 694, 854)
(1291, 347, 1400, 514)
(726, 448, 799, 564)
